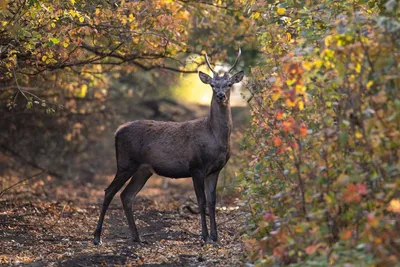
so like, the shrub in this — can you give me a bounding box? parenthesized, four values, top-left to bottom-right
(240, 1, 399, 265)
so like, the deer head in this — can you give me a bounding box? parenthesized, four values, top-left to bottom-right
(198, 48, 244, 103)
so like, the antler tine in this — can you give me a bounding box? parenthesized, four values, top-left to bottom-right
(228, 47, 242, 73)
(204, 52, 217, 75)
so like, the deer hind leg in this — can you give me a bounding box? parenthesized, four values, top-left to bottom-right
(120, 167, 152, 242)
(93, 165, 138, 245)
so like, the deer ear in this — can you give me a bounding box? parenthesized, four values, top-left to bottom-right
(199, 71, 212, 84)
(230, 71, 244, 84)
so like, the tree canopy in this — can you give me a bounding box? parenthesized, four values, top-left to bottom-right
(0, 0, 254, 109)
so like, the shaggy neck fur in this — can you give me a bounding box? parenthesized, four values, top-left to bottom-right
(208, 91, 232, 148)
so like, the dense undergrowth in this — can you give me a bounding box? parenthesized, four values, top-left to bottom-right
(239, 1, 399, 266)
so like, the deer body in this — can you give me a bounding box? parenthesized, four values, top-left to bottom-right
(115, 102, 231, 178)
(94, 49, 243, 245)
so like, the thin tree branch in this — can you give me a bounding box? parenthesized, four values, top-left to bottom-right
(0, 170, 46, 197)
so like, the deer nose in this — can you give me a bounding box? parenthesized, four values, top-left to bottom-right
(216, 92, 226, 100)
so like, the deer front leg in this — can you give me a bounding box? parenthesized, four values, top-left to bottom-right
(120, 168, 152, 243)
(192, 174, 208, 241)
(205, 171, 219, 242)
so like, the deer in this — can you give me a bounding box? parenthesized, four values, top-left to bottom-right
(93, 49, 244, 245)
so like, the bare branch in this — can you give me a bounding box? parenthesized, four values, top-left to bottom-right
(0, 170, 46, 197)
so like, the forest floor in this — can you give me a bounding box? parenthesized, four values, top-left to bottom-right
(0, 174, 246, 266)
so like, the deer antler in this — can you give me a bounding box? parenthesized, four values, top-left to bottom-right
(204, 52, 217, 76)
(228, 47, 241, 73)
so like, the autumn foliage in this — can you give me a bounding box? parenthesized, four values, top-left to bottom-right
(1, 0, 399, 265)
(240, 1, 399, 266)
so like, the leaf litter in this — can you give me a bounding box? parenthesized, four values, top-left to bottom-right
(0, 175, 245, 266)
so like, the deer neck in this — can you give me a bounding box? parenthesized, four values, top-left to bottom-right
(208, 94, 232, 148)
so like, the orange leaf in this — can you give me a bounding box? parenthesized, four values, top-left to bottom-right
(343, 184, 361, 203)
(282, 121, 292, 132)
(273, 137, 282, 147)
(276, 110, 284, 120)
(299, 125, 307, 136)
(340, 230, 352, 240)
(285, 98, 296, 107)
(273, 245, 285, 257)
(305, 244, 318, 255)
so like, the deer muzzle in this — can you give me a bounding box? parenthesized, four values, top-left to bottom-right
(216, 92, 226, 101)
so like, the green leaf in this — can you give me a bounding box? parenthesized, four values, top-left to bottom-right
(49, 37, 60, 44)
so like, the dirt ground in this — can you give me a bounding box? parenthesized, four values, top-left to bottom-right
(0, 173, 246, 266)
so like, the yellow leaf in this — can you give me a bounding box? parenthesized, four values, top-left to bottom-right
(298, 100, 304, 110)
(387, 199, 400, 213)
(355, 131, 363, 139)
(252, 12, 260, 19)
(42, 55, 47, 61)
(286, 79, 296, 86)
(271, 91, 281, 101)
(366, 80, 373, 89)
(277, 7, 286, 16)
(314, 60, 323, 69)
(324, 35, 333, 46)
(324, 49, 334, 58)
(355, 63, 361, 73)
(302, 61, 312, 70)
(79, 17, 84, 23)
(63, 42, 69, 48)
(74, 84, 88, 98)
(295, 84, 306, 93)
(51, 22, 56, 28)
(295, 225, 304, 233)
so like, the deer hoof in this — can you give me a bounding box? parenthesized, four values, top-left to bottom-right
(131, 236, 141, 243)
(205, 237, 218, 246)
(93, 237, 102, 246)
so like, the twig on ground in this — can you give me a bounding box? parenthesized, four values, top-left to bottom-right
(179, 225, 199, 237)
(45, 204, 67, 231)
(142, 233, 155, 237)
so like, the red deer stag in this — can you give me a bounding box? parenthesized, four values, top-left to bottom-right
(93, 49, 244, 245)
